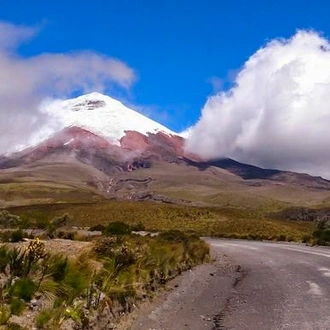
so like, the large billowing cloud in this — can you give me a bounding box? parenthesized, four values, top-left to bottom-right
(186, 30, 330, 178)
(0, 21, 135, 154)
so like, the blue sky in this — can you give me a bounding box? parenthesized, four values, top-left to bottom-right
(2, 0, 329, 132)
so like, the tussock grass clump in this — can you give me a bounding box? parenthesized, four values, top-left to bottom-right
(311, 219, 330, 245)
(35, 309, 53, 328)
(0, 304, 11, 325)
(0, 241, 94, 329)
(89, 231, 209, 324)
(92, 231, 209, 297)
(10, 229, 25, 243)
(0, 231, 209, 329)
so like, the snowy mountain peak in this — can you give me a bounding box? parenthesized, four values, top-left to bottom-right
(40, 93, 177, 146)
(68, 92, 122, 111)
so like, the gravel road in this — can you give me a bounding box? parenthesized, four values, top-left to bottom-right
(129, 239, 330, 330)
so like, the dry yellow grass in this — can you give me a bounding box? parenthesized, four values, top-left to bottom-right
(0, 160, 324, 242)
(6, 200, 313, 242)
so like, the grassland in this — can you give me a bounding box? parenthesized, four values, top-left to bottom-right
(2, 149, 330, 330)
(0, 158, 327, 329)
(6, 200, 314, 242)
(0, 160, 327, 242)
(0, 160, 107, 208)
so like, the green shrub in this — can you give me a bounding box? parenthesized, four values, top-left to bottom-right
(48, 254, 68, 282)
(0, 304, 11, 325)
(185, 239, 210, 264)
(276, 234, 287, 241)
(36, 309, 53, 329)
(302, 233, 312, 243)
(321, 229, 330, 242)
(10, 278, 36, 301)
(105, 221, 131, 235)
(35, 218, 50, 230)
(0, 210, 211, 329)
(11, 229, 25, 242)
(0, 245, 9, 272)
(158, 230, 191, 243)
(61, 263, 91, 302)
(10, 298, 26, 315)
(313, 219, 330, 245)
(7, 322, 27, 330)
(89, 224, 105, 232)
(8, 247, 25, 277)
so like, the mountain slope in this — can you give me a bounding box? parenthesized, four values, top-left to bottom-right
(1, 125, 330, 210)
(1, 93, 330, 212)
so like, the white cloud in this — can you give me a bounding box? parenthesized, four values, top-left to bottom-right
(207, 76, 224, 93)
(186, 30, 330, 178)
(0, 21, 135, 154)
(0, 21, 39, 51)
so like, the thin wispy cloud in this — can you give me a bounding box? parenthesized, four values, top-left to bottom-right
(0, 21, 39, 51)
(186, 30, 330, 178)
(0, 21, 135, 154)
(207, 76, 224, 93)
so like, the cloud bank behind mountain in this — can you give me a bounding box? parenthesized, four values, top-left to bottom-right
(186, 30, 330, 178)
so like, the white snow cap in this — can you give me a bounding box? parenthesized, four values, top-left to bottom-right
(40, 92, 177, 144)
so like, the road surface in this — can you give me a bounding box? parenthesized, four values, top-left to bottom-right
(129, 239, 330, 330)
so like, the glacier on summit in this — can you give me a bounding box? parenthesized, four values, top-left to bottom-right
(29, 92, 177, 149)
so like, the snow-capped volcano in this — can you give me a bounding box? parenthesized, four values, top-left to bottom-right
(2, 92, 330, 197)
(40, 92, 177, 145)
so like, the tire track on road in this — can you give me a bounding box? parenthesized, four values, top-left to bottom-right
(212, 265, 249, 330)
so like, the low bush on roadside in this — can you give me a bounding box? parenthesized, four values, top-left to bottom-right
(312, 218, 330, 245)
(104, 221, 131, 235)
(92, 231, 209, 300)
